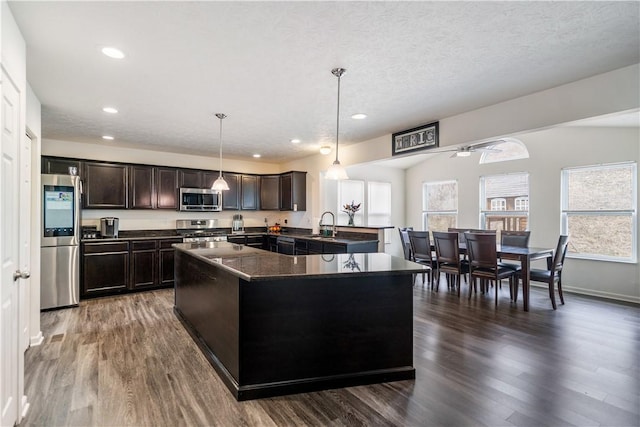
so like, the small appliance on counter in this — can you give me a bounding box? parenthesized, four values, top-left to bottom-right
(232, 214, 244, 234)
(100, 217, 119, 238)
(81, 226, 99, 240)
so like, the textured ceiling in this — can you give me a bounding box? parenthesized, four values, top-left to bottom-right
(8, 1, 640, 163)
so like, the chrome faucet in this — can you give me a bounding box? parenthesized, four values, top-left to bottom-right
(319, 211, 336, 237)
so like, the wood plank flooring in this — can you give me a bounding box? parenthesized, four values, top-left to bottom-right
(20, 280, 640, 426)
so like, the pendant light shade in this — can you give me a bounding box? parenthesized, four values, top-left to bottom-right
(325, 67, 349, 180)
(211, 113, 230, 191)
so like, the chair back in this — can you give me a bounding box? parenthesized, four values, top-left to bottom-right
(464, 232, 498, 269)
(449, 227, 496, 244)
(501, 230, 531, 248)
(432, 231, 460, 264)
(398, 227, 413, 261)
(550, 235, 570, 273)
(407, 230, 431, 261)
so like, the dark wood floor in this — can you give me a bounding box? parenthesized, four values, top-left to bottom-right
(21, 279, 640, 426)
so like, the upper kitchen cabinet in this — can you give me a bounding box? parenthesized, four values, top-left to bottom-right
(280, 171, 306, 211)
(129, 165, 155, 209)
(178, 168, 218, 189)
(155, 167, 178, 209)
(178, 169, 201, 188)
(241, 175, 259, 210)
(260, 175, 280, 210)
(83, 162, 128, 209)
(42, 156, 82, 176)
(222, 173, 241, 210)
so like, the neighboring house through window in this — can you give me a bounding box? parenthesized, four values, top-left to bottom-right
(480, 173, 529, 231)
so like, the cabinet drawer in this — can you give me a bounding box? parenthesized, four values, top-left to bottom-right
(131, 240, 157, 251)
(83, 241, 129, 253)
(307, 241, 323, 253)
(159, 238, 182, 249)
(246, 235, 264, 245)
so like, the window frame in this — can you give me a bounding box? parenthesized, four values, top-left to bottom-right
(422, 180, 458, 231)
(561, 162, 637, 263)
(479, 172, 530, 230)
(367, 181, 392, 227)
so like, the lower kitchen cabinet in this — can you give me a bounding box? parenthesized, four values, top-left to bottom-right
(82, 241, 130, 297)
(227, 234, 265, 249)
(81, 237, 182, 298)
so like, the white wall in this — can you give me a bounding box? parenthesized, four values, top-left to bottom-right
(405, 126, 640, 302)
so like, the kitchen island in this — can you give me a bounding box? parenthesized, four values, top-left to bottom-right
(174, 241, 425, 400)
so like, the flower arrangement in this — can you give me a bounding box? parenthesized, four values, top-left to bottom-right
(342, 200, 361, 226)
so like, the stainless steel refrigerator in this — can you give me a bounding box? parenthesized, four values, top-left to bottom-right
(41, 174, 81, 310)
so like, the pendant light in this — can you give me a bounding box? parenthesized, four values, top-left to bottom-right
(325, 68, 349, 180)
(211, 113, 230, 191)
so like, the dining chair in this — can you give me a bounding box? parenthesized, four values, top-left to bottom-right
(398, 227, 413, 261)
(407, 230, 434, 288)
(432, 231, 469, 296)
(464, 232, 517, 306)
(517, 235, 569, 310)
(499, 230, 531, 297)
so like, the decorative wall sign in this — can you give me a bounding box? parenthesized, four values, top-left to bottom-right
(391, 121, 439, 156)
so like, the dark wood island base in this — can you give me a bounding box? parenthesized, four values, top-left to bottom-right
(174, 243, 422, 401)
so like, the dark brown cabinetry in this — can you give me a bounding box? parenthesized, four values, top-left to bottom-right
(81, 237, 182, 298)
(155, 167, 178, 209)
(42, 156, 82, 176)
(130, 240, 157, 289)
(129, 165, 155, 209)
(241, 175, 259, 210)
(82, 241, 130, 297)
(159, 238, 182, 286)
(222, 173, 241, 210)
(260, 175, 280, 210)
(228, 234, 264, 248)
(280, 171, 306, 211)
(83, 162, 128, 209)
(178, 169, 201, 188)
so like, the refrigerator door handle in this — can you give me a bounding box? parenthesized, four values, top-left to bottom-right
(13, 270, 31, 281)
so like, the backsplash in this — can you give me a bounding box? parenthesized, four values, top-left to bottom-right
(81, 209, 313, 231)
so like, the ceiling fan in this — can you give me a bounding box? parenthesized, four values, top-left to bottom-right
(436, 139, 506, 158)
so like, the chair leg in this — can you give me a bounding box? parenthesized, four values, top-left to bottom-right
(549, 280, 557, 310)
(558, 278, 565, 305)
(468, 277, 474, 300)
(457, 275, 461, 298)
(495, 279, 499, 307)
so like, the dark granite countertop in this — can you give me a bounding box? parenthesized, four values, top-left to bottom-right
(174, 241, 425, 281)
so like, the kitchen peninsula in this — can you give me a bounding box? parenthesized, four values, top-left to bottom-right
(174, 241, 425, 400)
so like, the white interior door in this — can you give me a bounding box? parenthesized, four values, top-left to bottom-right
(20, 134, 31, 353)
(1, 69, 22, 427)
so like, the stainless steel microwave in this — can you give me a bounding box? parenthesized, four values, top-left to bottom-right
(179, 188, 222, 211)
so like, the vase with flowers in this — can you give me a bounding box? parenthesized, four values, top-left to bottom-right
(342, 200, 361, 226)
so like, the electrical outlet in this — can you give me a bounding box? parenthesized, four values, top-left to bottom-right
(284, 219, 288, 224)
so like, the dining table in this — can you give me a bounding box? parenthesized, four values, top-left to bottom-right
(495, 245, 554, 311)
(435, 242, 555, 311)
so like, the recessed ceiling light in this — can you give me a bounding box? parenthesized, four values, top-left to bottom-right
(102, 107, 118, 114)
(319, 146, 332, 155)
(102, 135, 114, 140)
(101, 47, 125, 59)
(253, 154, 261, 158)
(351, 113, 367, 120)
(290, 139, 301, 144)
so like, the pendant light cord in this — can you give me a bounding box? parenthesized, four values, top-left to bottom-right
(335, 73, 341, 164)
(215, 113, 226, 178)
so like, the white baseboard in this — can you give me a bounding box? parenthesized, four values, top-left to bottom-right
(30, 331, 44, 347)
(530, 282, 640, 304)
(21, 394, 30, 419)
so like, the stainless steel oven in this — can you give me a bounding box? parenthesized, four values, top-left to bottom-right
(176, 219, 227, 243)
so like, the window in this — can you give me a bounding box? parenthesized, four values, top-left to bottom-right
(490, 198, 506, 211)
(514, 197, 529, 211)
(561, 162, 637, 262)
(480, 138, 529, 164)
(337, 179, 364, 226)
(480, 173, 529, 231)
(368, 182, 391, 227)
(422, 180, 458, 231)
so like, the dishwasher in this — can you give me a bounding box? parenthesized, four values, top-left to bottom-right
(276, 236, 295, 255)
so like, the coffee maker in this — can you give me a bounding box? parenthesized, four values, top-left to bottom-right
(232, 214, 244, 234)
(100, 217, 119, 238)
